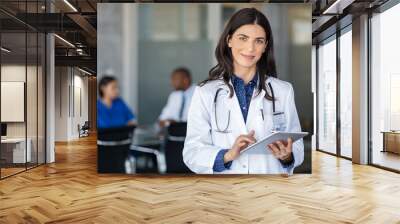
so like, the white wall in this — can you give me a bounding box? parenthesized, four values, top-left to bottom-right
(1, 65, 38, 137)
(55, 66, 68, 141)
(54, 67, 89, 141)
(1, 63, 46, 164)
(1, 65, 26, 138)
(71, 73, 89, 138)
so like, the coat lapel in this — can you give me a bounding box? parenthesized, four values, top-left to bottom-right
(219, 80, 247, 134)
(219, 77, 273, 135)
(246, 88, 266, 131)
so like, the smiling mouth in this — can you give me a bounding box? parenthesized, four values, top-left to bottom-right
(241, 54, 255, 60)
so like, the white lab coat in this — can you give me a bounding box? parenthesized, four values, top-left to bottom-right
(159, 85, 196, 122)
(183, 77, 304, 174)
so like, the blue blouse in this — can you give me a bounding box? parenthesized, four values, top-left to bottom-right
(231, 74, 258, 123)
(97, 98, 135, 129)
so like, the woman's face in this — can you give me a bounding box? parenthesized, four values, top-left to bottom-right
(228, 24, 267, 71)
(102, 80, 119, 100)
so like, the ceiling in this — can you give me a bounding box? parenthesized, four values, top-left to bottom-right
(0, 0, 99, 74)
(0, 0, 394, 74)
(311, 0, 390, 43)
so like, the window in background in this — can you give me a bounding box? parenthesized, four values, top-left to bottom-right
(1, 31, 28, 178)
(38, 32, 46, 165)
(222, 6, 236, 27)
(339, 27, 352, 158)
(137, 4, 212, 124)
(317, 36, 337, 154)
(27, 30, 39, 170)
(149, 5, 180, 41)
(390, 74, 400, 130)
(312, 45, 317, 150)
(0, 0, 46, 179)
(371, 2, 400, 171)
(183, 4, 207, 40)
(140, 4, 207, 41)
(26, 0, 40, 170)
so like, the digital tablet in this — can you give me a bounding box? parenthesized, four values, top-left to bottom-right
(240, 131, 308, 154)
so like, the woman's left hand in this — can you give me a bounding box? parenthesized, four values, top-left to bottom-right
(267, 138, 293, 162)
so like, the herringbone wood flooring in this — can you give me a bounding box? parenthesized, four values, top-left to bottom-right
(1, 135, 399, 224)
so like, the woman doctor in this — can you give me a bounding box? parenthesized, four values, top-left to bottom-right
(182, 8, 304, 174)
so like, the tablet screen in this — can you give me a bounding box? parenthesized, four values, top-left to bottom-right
(240, 131, 308, 154)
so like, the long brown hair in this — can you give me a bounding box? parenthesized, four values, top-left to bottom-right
(200, 8, 277, 100)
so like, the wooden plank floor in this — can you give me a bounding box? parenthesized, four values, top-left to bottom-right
(1, 135, 400, 224)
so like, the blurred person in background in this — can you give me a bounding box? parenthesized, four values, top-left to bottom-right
(158, 67, 196, 128)
(97, 75, 137, 129)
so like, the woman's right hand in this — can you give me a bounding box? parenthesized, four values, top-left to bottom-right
(224, 130, 256, 163)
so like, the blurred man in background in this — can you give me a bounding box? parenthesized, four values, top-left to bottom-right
(159, 67, 195, 128)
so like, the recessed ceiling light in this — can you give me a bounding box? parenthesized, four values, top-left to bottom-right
(1, 47, 11, 53)
(322, 0, 354, 15)
(63, 0, 78, 12)
(54, 34, 75, 48)
(78, 67, 92, 76)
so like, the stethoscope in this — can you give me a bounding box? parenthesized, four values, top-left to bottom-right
(214, 82, 283, 133)
(214, 88, 231, 133)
